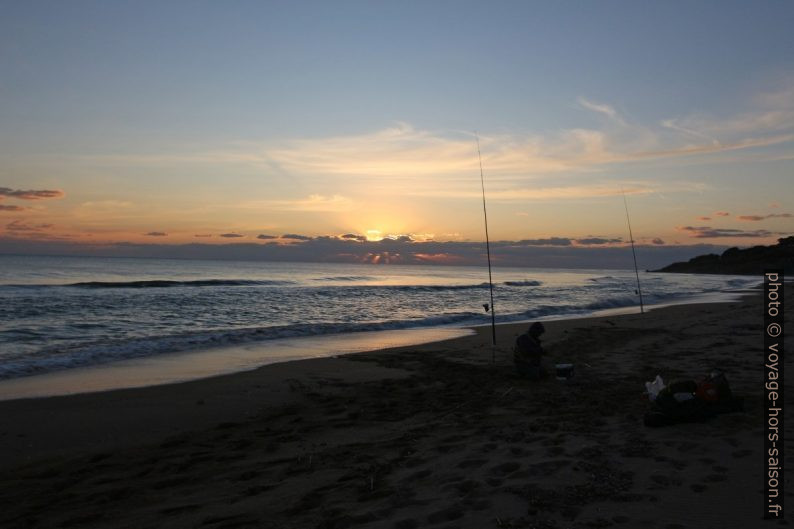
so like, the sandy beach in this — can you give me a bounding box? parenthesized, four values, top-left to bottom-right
(0, 287, 790, 529)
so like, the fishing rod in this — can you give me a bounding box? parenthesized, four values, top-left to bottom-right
(476, 132, 497, 356)
(622, 188, 644, 314)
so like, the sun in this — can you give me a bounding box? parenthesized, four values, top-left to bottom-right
(365, 229, 383, 241)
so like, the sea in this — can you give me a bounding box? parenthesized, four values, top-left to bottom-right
(0, 254, 757, 391)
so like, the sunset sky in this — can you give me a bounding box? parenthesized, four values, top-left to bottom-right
(1, 1, 792, 266)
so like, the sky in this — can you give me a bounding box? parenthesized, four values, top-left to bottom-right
(1, 1, 793, 267)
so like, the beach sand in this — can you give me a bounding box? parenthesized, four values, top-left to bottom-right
(0, 287, 791, 529)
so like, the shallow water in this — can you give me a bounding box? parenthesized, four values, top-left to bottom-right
(0, 255, 757, 381)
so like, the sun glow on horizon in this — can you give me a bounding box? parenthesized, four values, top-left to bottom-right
(365, 229, 383, 241)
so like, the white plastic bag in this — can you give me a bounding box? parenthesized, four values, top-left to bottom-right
(645, 375, 665, 401)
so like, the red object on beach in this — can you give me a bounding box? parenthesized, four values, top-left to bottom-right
(696, 382, 718, 402)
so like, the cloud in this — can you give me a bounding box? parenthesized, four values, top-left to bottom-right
(387, 181, 688, 202)
(577, 97, 626, 124)
(0, 188, 65, 200)
(515, 237, 572, 246)
(220, 233, 244, 238)
(194, 234, 213, 238)
(660, 119, 719, 145)
(651, 238, 666, 245)
(661, 83, 794, 144)
(737, 213, 793, 221)
(144, 231, 167, 237)
(0, 237, 734, 271)
(257, 234, 277, 240)
(737, 215, 765, 221)
(0, 205, 26, 212)
(574, 237, 623, 245)
(281, 233, 313, 241)
(70, 81, 794, 210)
(697, 216, 712, 221)
(713, 211, 731, 217)
(5, 220, 54, 232)
(381, 235, 414, 243)
(260, 85, 794, 189)
(341, 233, 367, 242)
(252, 194, 353, 213)
(675, 226, 778, 238)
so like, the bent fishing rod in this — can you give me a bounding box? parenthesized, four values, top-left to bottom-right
(622, 188, 644, 314)
(476, 132, 497, 355)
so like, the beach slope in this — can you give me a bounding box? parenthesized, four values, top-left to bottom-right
(0, 287, 790, 528)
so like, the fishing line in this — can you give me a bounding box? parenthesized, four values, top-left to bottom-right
(476, 132, 497, 355)
(622, 188, 644, 314)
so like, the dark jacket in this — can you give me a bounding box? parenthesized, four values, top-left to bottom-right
(514, 333, 543, 366)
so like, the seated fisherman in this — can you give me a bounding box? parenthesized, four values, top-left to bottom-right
(514, 322, 547, 379)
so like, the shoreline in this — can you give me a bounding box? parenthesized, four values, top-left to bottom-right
(0, 286, 788, 528)
(0, 288, 752, 402)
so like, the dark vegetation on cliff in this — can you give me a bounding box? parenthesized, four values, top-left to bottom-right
(655, 236, 794, 275)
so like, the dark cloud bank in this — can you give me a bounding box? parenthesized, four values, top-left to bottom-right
(0, 236, 736, 270)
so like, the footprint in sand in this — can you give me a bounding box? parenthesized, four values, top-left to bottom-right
(489, 461, 520, 475)
(467, 498, 492, 511)
(407, 468, 433, 480)
(457, 459, 487, 469)
(546, 445, 565, 457)
(649, 474, 672, 489)
(448, 479, 480, 495)
(426, 505, 464, 524)
(160, 504, 201, 516)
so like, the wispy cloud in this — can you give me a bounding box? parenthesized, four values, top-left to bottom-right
(0, 188, 65, 200)
(247, 194, 353, 212)
(60, 82, 794, 209)
(577, 97, 626, 125)
(144, 231, 167, 237)
(260, 86, 794, 187)
(737, 213, 793, 221)
(281, 233, 313, 241)
(675, 225, 781, 238)
(0, 205, 27, 212)
(5, 220, 54, 232)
